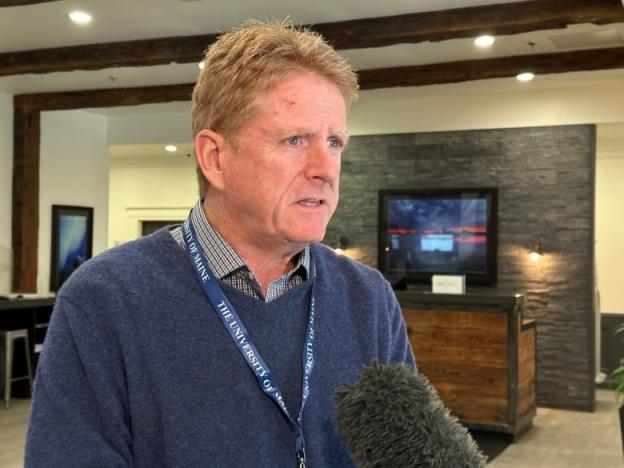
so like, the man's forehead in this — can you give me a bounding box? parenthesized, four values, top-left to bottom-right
(261, 70, 345, 101)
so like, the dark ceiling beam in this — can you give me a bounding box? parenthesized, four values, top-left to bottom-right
(315, 0, 624, 49)
(358, 46, 624, 89)
(0, 0, 61, 6)
(13, 45, 624, 107)
(14, 83, 194, 111)
(2, 0, 624, 77)
(0, 33, 219, 77)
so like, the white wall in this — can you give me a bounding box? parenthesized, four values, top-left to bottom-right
(106, 107, 196, 247)
(38, 110, 109, 294)
(107, 110, 191, 145)
(0, 93, 12, 295)
(348, 72, 624, 135)
(596, 126, 624, 314)
(108, 154, 196, 247)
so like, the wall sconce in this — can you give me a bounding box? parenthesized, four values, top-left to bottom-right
(334, 236, 350, 255)
(529, 241, 543, 262)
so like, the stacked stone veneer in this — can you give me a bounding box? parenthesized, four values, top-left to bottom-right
(327, 125, 596, 410)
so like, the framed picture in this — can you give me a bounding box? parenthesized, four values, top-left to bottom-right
(50, 205, 94, 291)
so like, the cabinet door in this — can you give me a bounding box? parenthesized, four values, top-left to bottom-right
(403, 308, 510, 426)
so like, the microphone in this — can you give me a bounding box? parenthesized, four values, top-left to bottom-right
(335, 362, 487, 468)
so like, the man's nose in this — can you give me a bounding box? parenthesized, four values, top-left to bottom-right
(305, 140, 341, 182)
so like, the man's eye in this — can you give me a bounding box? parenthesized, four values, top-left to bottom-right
(286, 136, 302, 146)
(328, 137, 343, 149)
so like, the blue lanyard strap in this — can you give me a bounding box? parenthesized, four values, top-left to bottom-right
(182, 219, 316, 464)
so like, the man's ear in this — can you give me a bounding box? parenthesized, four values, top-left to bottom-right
(195, 129, 228, 191)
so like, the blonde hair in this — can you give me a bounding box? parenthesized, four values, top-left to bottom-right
(191, 20, 359, 196)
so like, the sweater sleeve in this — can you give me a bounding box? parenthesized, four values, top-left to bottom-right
(25, 295, 132, 468)
(383, 279, 417, 368)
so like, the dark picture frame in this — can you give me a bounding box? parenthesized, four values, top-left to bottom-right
(50, 205, 93, 291)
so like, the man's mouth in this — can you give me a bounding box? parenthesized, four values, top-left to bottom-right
(298, 198, 323, 207)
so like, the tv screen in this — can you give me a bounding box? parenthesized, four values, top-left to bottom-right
(378, 188, 498, 286)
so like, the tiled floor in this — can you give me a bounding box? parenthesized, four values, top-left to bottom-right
(0, 398, 29, 468)
(0, 390, 622, 467)
(488, 389, 623, 468)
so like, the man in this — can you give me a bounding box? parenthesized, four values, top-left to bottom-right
(26, 21, 415, 467)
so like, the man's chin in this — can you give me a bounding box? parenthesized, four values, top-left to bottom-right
(286, 230, 327, 247)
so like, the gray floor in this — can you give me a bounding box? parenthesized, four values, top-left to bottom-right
(488, 389, 623, 468)
(0, 390, 622, 467)
(0, 398, 29, 468)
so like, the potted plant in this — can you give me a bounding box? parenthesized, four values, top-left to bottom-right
(608, 324, 624, 455)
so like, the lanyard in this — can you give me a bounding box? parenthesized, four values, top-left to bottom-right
(182, 218, 316, 467)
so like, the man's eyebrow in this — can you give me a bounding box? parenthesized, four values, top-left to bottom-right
(285, 128, 349, 141)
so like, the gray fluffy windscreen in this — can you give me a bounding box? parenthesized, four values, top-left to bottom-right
(334, 362, 487, 468)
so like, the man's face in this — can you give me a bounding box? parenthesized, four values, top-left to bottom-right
(217, 71, 347, 252)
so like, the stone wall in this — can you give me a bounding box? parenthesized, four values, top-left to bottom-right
(327, 125, 596, 410)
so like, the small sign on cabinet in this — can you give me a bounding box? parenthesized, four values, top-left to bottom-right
(432, 275, 466, 295)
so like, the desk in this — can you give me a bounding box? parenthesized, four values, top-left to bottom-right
(396, 291, 536, 439)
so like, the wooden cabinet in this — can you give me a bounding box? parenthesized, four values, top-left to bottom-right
(397, 291, 536, 439)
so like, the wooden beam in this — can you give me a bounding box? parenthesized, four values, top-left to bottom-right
(1, 0, 623, 77)
(0, 34, 218, 77)
(15, 83, 194, 111)
(358, 46, 624, 89)
(0, 0, 61, 6)
(12, 107, 40, 292)
(315, 0, 624, 50)
(14, 45, 624, 110)
(0, 29, 216, 76)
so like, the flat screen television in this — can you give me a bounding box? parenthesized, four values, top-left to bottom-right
(378, 188, 498, 286)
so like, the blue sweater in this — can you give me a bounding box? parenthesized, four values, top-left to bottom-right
(25, 229, 415, 467)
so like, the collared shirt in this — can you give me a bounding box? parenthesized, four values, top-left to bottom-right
(170, 200, 310, 302)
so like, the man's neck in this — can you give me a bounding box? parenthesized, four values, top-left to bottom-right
(202, 200, 304, 294)
(238, 249, 298, 295)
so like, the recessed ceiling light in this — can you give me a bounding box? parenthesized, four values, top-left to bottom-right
(474, 35, 495, 48)
(198, 61, 205, 70)
(67, 10, 92, 25)
(165, 145, 178, 153)
(516, 72, 535, 82)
